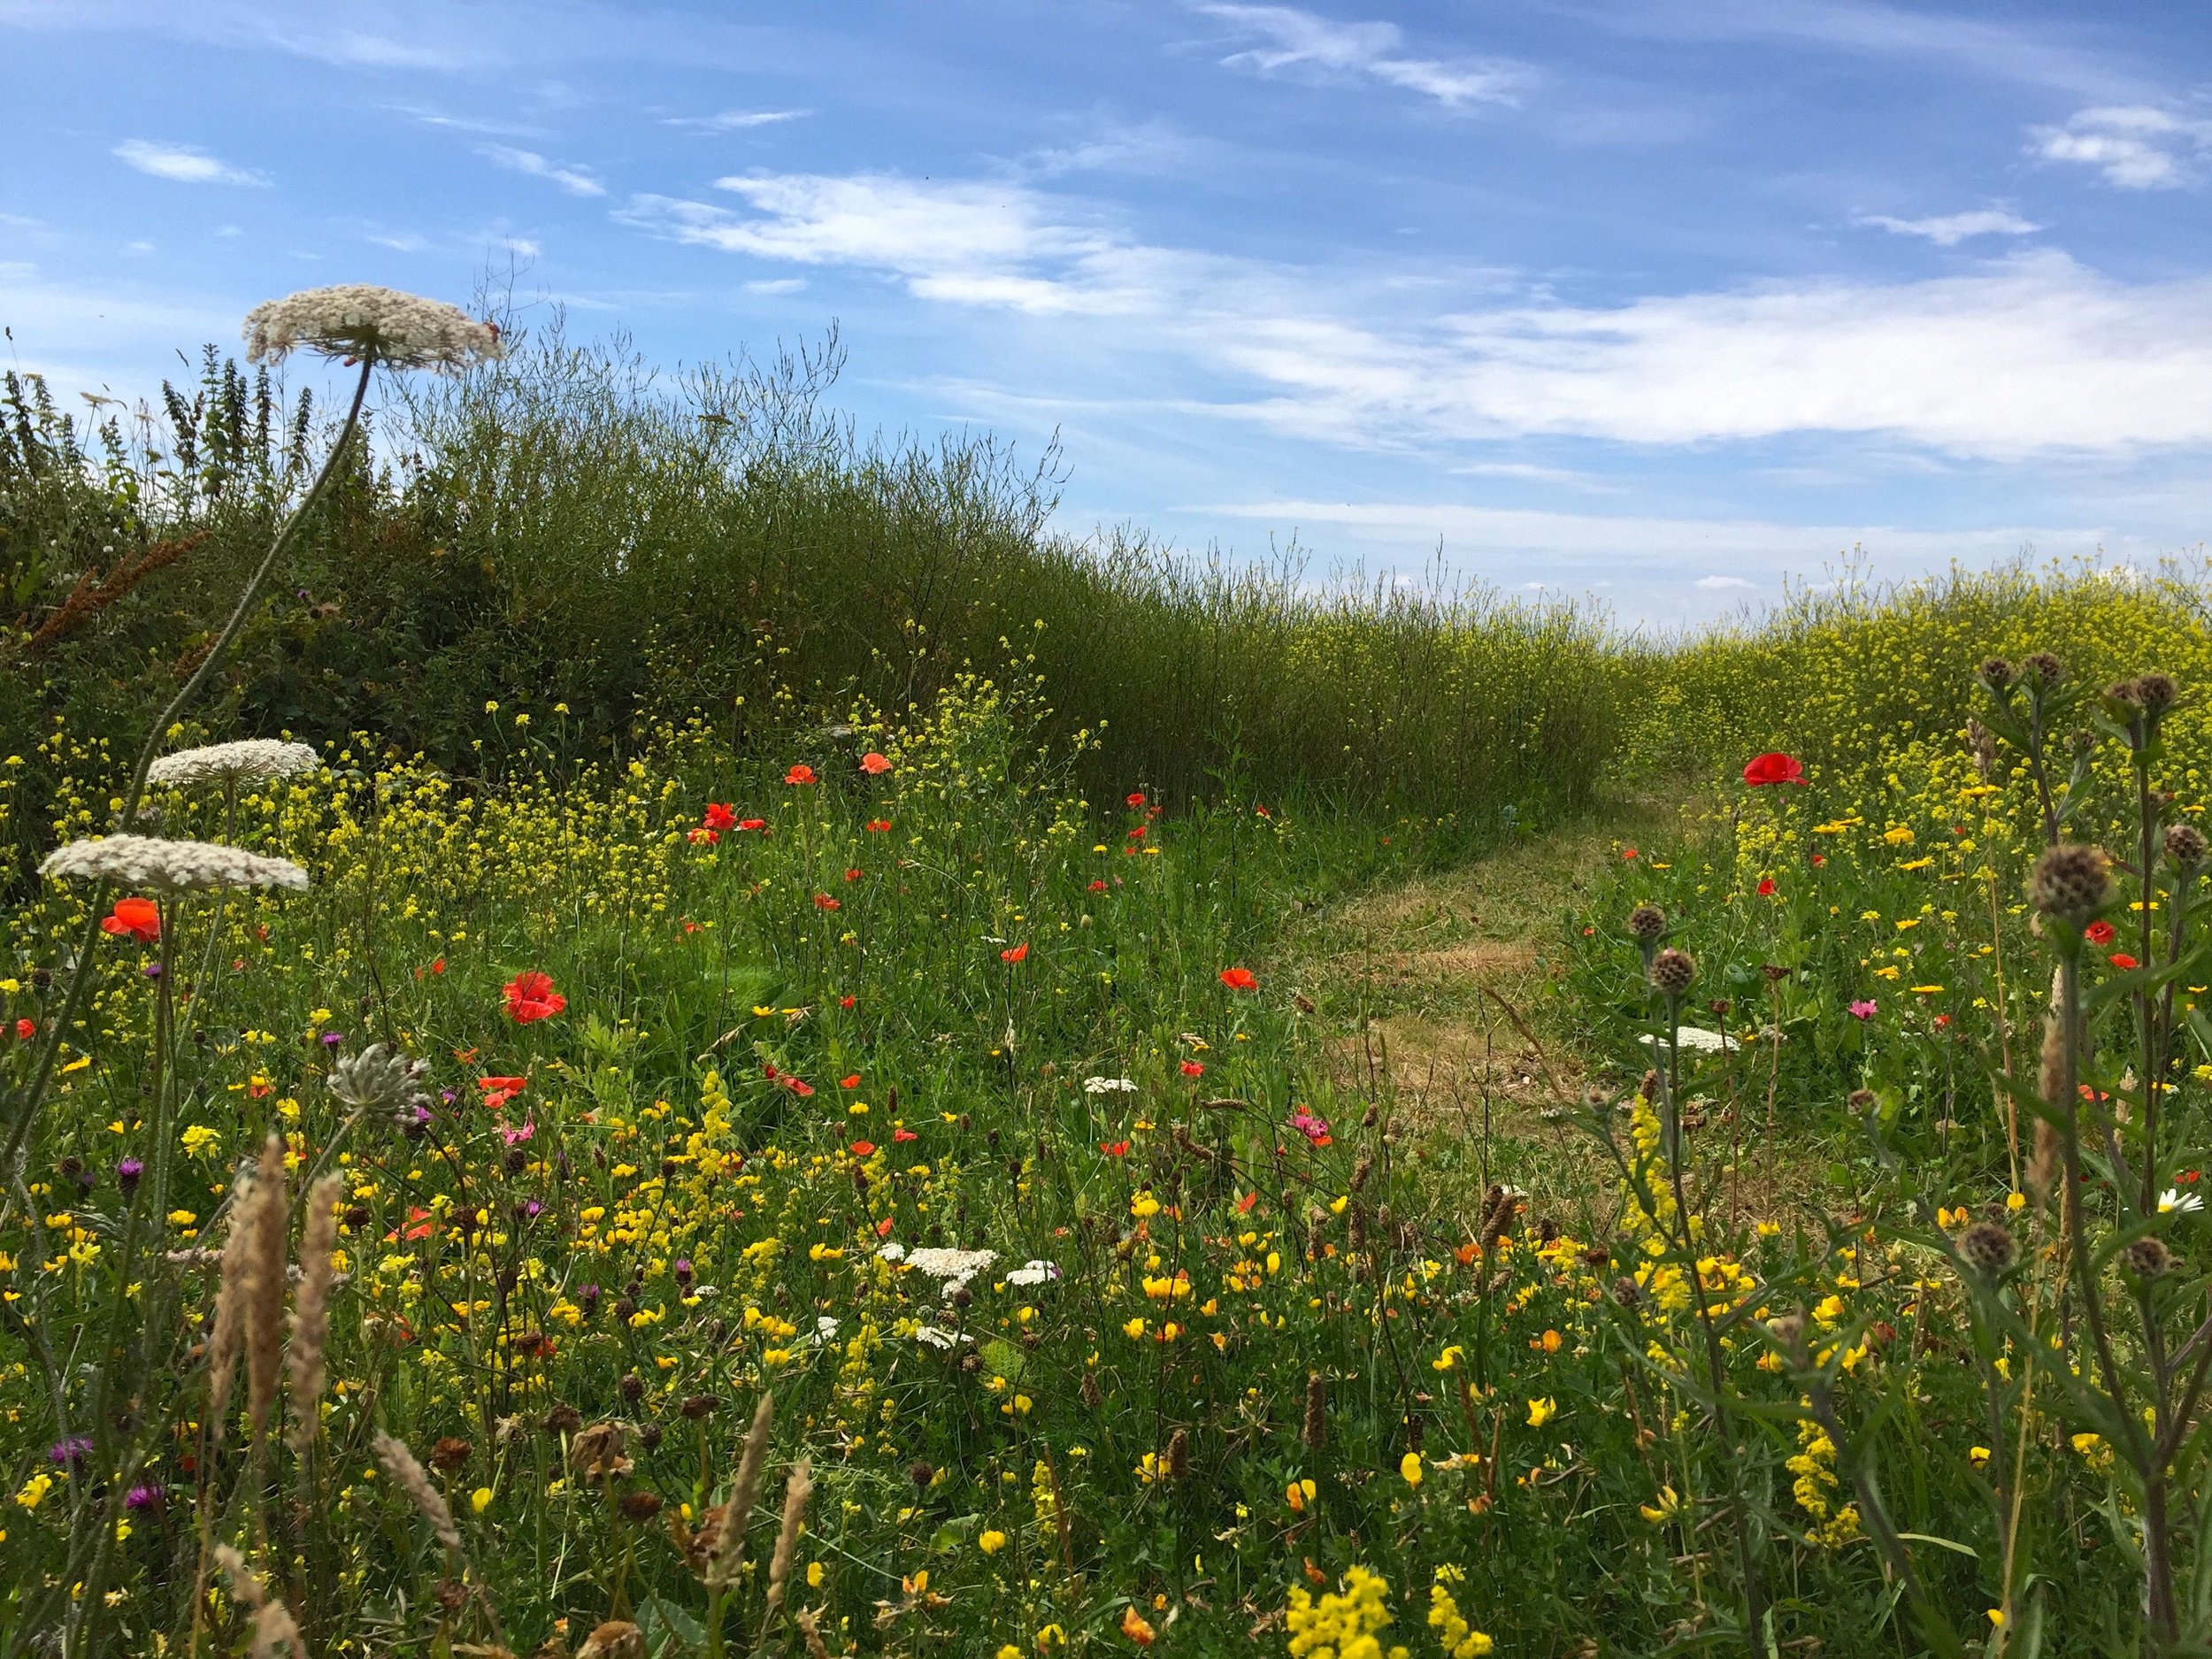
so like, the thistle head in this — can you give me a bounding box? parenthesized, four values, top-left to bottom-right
(2030, 843, 2112, 927)
(2165, 822, 2208, 872)
(1957, 1220, 2018, 1279)
(1626, 902, 1666, 941)
(1649, 948, 1696, 997)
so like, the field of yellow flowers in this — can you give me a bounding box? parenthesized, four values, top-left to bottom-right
(7, 283, 2212, 1657)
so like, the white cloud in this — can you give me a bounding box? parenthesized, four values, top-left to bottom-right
(1194, 4, 1530, 108)
(744, 277, 806, 295)
(480, 143, 604, 197)
(1695, 574, 1755, 589)
(665, 108, 809, 133)
(1856, 208, 2039, 245)
(112, 140, 267, 187)
(2031, 106, 2212, 189)
(620, 170, 2212, 457)
(1197, 497, 2086, 570)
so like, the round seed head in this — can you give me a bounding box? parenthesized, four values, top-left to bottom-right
(1627, 902, 1666, 941)
(2124, 1236, 2177, 1279)
(2164, 823, 2208, 871)
(2030, 843, 2112, 926)
(2022, 651, 2063, 687)
(1649, 947, 1696, 996)
(1957, 1220, 2018, 1278)
(2136, 672, 2177, 716)
(1977, 657, 2016, 694)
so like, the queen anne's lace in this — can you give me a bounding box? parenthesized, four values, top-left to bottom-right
(243, 285, 503, 372)
(41, 834, 311, 893)
(148, 739, 319, 791)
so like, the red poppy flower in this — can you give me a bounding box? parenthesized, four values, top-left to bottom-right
(1755, 878, 1776, 898)
(1810, 853, 1827, 867)
(844, 867, 863, 881)
(1001, 942, 1029, 963)
(1100, 1140, 1131, 1157)
(2085, 920, 2116, 945)
(1126, 825, 1147, 840)
(1219, 966, 1257, 991)
(2109, 952, 2140, 971)
(703, 803, 737, 832)
(1087, 879, 1108, 893)
(101, 896, 161, 943)
(13, 1018, 34, 1040)
(877, 1216, 897, 1236)
(839, 995, 856, 1009)
(893, 1126, 918, 1142)
(1126, 792, 1146, 808)
(814, 894, 841, 911)
(503, 971, 566, 1024)
(1179, 1060, 1205, 1077)
(859, 751, 892, 775)
(841, 1074, 861, 1089)
(785, 764, 817, 786)
(1237, 1190, 1259, 1213)
(1622, 848, 1638, 861)
(738, 818, 767, 832)
(687, 826, 720, 845)
(479, 1075, 528, 1110)
(850, 1141, 876, 1157)
(1742, 752, 1808, 787)
(865, 818, 893, 833)
(785, 1077, 816, 1099)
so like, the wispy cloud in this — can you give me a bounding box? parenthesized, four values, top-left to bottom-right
(2031, 106, 2212, 189)
(480, 143, 605, 197)
(112, 140, 267, 187)
(620, 169, 2212, 459)
(664, 108, 810, 133)
(1855, 208, 2040, 245)
(1194, 4, 1531, 108)
(1695, 574, 1755, 589)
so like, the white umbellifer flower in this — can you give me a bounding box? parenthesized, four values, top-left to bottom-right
(1083, 1076, 1138, 1094)
(242, 285, 503, 372)
(1643, 1025, 1734, 1054)
(148, 739, 320, 791)
(1006, 1260, 1059, 1288)
(41, 834, 310, 894)
(877, 1241, 906, 1262)
(913, 1325, 970, 1350)
(904, 1247, 998, 1284)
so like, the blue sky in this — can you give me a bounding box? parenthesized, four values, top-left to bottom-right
(4, 0, 2210, 625)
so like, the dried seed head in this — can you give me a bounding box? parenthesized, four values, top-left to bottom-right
(327, 1041, 434, 1125)
(1302, 1374, 1326, 1449)
(2030, 843, 2112, 925)
(763, 1458, 814, 1624)
(1847, 1087, 1877, 1113)
(619, 1489, 664, 1523)
(1765, 1314, 1807, 1362)
(1957, 1221, 2018, 1279)
(577, 1622, 646, 1659)
(429, 1436, 473, 1473)
(1612, 1275, 1641, 1307)
(1626, 903, 1666, 941)
(1966, 717, 1996, 779)
(1977, 657, 2016, 694)
(286, 1174, 344, 1454)
(373, 1431, 465, 1555)
(243, 1134, 290, 1446)
(1649, 948, 1696, 996)
(2136, 672, 2177, 715)
(1165, 1427, 1189, 1480)
(2124, 1235, 2177, 1279)
(2164, 823, 2208, 871)
(2022, 651, 2063, 687)
(543, 1403, 583, 1436)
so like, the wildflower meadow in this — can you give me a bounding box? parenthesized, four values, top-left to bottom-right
(6, 285, 2212, 1658)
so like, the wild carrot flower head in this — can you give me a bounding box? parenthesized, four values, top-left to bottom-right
(42, 834, 310, 894)
(147, 739, 319, 790)
(328, 1041, 434, 1125)
(243, 285, 503, 371)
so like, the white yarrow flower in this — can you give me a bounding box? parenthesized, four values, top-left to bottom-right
(877, 1240, 906, 1262)
(148, 739, 320, 791)
(913, 1325, 970, 1350)
(41, 833, 310, 894)
(2160, 1187, 2204, 1215)
(243, 285, 503, 372)
(1006, 1260, 1059, 1287)
(1083, 1076, 1138, 1094)
(1643, 1025, 1734, 1054)
(904, 1247, 998, 1285)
